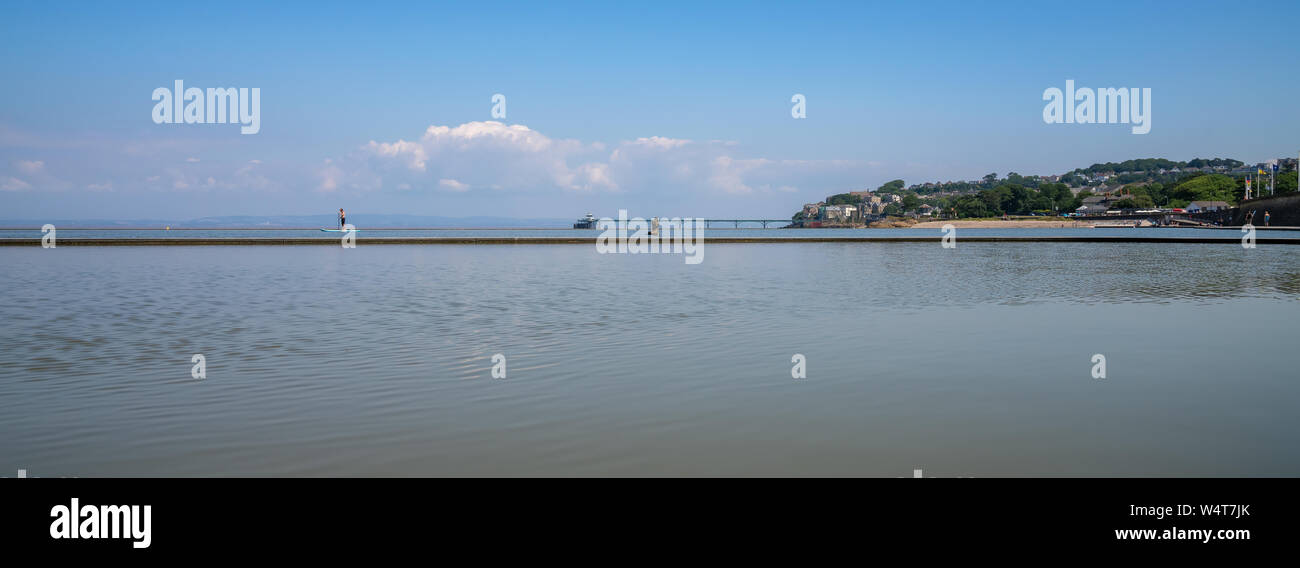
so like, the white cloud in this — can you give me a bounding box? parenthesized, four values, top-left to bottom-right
(707, 156, 767, 195)
(1, 176, 32, 191)
(16, 160, 44, 175)
(630, 136, 691, 150)
(367, 139, 427, 171)
(421, 121, 557, 153)
(324, 121, 601, 194)
(571, 163, 616, 192)
(135, 161, 277, 194)
(320, 121, 874, 206)
(438, 178, 469, 191)
(318, 159, 343, 192)
(1, 120, 892, 212)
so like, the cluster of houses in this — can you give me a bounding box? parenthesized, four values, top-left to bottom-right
(1076, 160, 1296, 185)
(903, 174, 1062, 194)
(1073, 194, 1231, 216)
(795, 157, 1294, 224)
(799, 192, 941, 226)
(1077, 164, 1241, 185)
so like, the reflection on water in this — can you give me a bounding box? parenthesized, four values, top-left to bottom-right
(2, 227, 1299, 240)
(0, 243, 1297, 476)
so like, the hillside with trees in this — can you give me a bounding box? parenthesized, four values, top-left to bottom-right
(791, 156, 1298, 222)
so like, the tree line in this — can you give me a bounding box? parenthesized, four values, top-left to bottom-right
(794, 164, 1298, 220)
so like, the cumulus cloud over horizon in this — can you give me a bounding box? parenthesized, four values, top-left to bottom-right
(320, 121, 870, 201)
(323, 121, 610, 194)
(1, 120, 907, 217)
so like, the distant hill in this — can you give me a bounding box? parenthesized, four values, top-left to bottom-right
(793, 155, 1297, 221)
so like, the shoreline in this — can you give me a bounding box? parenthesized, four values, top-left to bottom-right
(911, 219, 1094, 228)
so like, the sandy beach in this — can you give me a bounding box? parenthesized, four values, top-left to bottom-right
(911, 219, 1096, 228)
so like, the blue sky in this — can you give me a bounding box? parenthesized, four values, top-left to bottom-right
(2, 0, 1297, 220)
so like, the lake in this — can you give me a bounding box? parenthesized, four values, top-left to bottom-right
(1, 240, 1297, 476)
(2, 226, 1299, 240)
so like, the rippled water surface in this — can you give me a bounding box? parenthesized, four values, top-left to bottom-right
(1, 243, 1298, 476)
(2, 227, 1299, 240)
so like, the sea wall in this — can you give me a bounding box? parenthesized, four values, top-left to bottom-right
(1233, 193, 1300, 226)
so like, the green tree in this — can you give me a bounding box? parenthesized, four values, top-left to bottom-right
(1145, 182, 1167, 205)
(1006, 184, 1032, 214)
(1036, 182, 1070, 211)
(1250, 171, 1299, 196)
(877, 179, 905, 193)
(1066, 190, 1092, 212)
(980, 186, 1009, 214)
(1113, 195, 1154, 209)
(1276, 171, 1298, 194)
(826, 192, 857, 205)
(901, 193, 921, 212)
(1171, 174, 1237, 204)
(954, 195, 990, 218)
(978, 184, 1033, 214)
(1027, 196, 1053, 211)
(1120, 184, 1149, 197)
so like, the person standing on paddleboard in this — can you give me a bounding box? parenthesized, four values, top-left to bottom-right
(339, 208, 346, 229)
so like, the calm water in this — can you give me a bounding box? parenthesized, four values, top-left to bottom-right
(2, 227, 1298, 240)
(1, 242, 1298, 476)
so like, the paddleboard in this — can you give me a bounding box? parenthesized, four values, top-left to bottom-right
(320, 228, 357, 232)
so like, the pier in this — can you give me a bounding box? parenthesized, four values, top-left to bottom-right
(586, 219, 792, 228)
